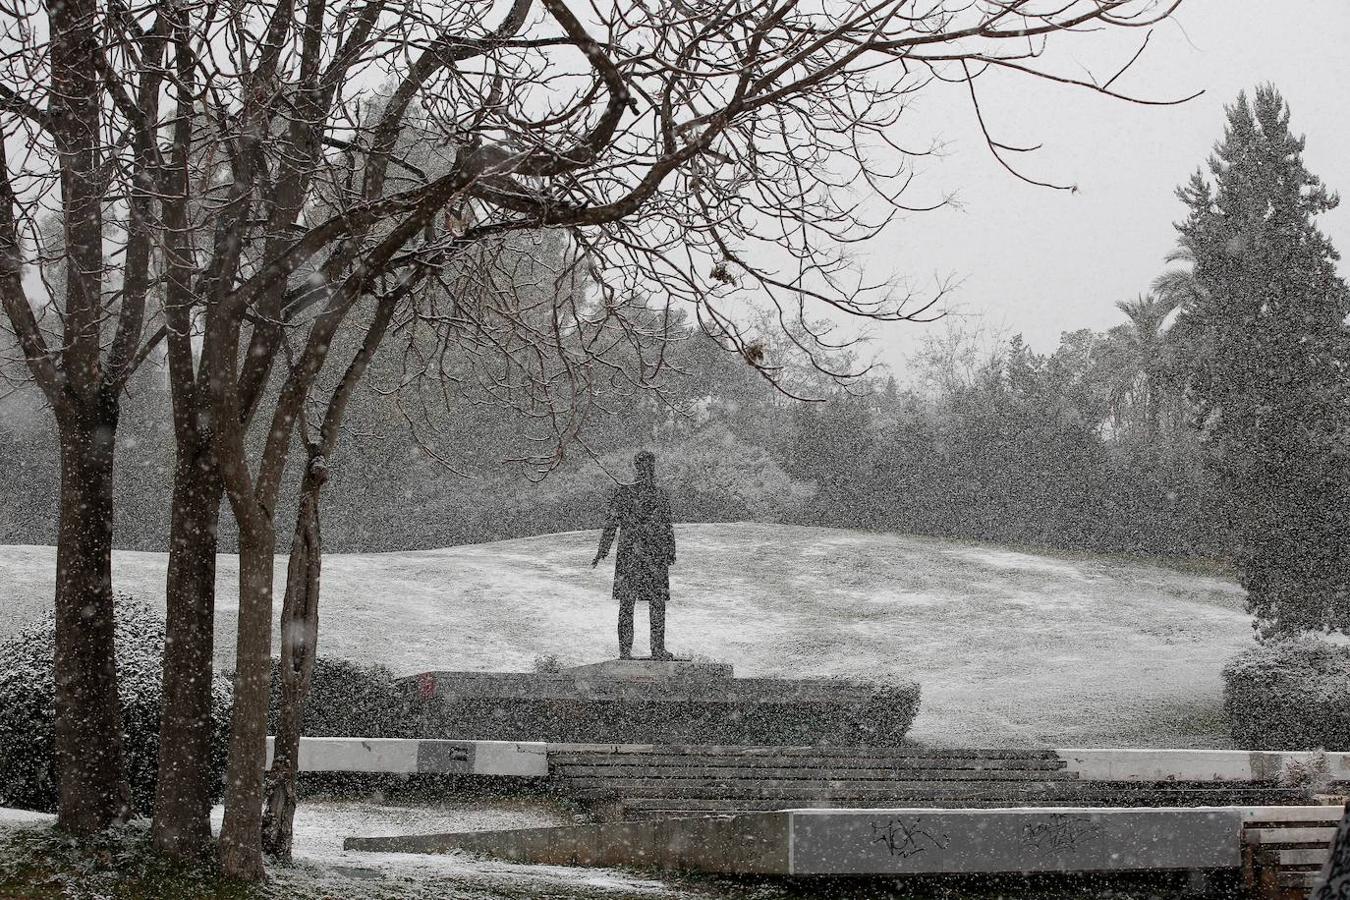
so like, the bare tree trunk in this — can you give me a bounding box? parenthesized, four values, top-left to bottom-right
(151, 439, 223, 858)
(53, 397, 131, 834)
(262, 457, 326, 860)
(218, 516, 276, 881)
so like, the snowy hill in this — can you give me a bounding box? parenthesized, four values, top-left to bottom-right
(0, 524, 1252, 749)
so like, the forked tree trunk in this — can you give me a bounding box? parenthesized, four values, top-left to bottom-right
(151, 441, 223, 858)
(260, 294, 395, 861)
(261, 458, 327, 860)
(52, 398, 131, 834)
(218, 515, 277, 881)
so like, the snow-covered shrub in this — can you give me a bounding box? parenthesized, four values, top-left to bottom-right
(269, 657, 406, 738)
(426, 425, 812, 545)
(532, 654, 565, 674)
(1278, 750, 1333, 800)
(0, 597, 231, 814)
(1223, 638, 1350, 751)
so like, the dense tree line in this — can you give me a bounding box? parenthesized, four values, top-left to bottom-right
(13, 86, 1342, 597)
(0, 306, 1225, 559)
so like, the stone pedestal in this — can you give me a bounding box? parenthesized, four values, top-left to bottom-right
(399, 659, 920, 746)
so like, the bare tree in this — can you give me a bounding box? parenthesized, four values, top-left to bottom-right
(0, 0, 160, 832)
(0, 0, 1189, 875)
(260, 284, 403, 860)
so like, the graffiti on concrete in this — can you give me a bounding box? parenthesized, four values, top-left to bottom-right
(870, 818, 951, 858)
(1022, 814, 1106, 853)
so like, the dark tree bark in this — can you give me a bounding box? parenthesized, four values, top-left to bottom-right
(261, 455, 326, 860)
(259, 289, 396, 860)
(149, 6, 226, 859)
(38, 0, 140, 835)
(217, 514, 277, 881)
(52, 395, 131, 834)
(150, 438, 223, 858)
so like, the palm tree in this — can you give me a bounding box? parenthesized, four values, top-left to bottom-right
(1100, 292, 1180, 443)
(1150, 244, 1212, 433)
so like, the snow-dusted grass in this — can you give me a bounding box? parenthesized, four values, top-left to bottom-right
(209, 800, 675, 897)
(0, 805, 1227, 899)
(0, 808, 52, 825)
(0, 805, 676, 898)
(0, 524, 1251, 747)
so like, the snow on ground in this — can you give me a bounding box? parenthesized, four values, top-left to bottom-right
(209, 800, 676, 896)
(0, 808, 54, 825)
(0, 524, 1251, 747)
(0, 804, 675, 896)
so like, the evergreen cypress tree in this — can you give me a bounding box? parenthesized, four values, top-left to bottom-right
(1173, 85, 1350, 636)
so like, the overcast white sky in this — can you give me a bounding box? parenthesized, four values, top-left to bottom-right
(863, 0, 1350, 378)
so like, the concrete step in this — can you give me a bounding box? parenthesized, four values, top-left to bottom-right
(554, 765, 1081, 781)
(553, 761, 1069, 777)
(1241, 807, 1345, 826)
(1277, 869, 1324, 889)
(618, 798, 1154, 819)
(1245, 827, 1338, 846)
(549, 746, 1061, 760)
(573, 780, 1309, 802)
(1276, 848, 1332, 866)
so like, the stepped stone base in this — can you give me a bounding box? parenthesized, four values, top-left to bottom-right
(399, 659, 919, 746)
(548, 745, 1320, 822)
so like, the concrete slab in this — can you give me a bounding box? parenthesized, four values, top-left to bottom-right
(295, 738, 419, 773)
(788, 807, 1241, 874)
(347, 813, 790, 874)
(1238, 806, 1345, 824)
(1057, 749, 1350, 783)
(454, 740, 549, 776)
(345, 806, 1246, 875)
(263, 737, 548, 776)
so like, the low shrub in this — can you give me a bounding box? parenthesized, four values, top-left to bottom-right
(268, 657, 408, 739)
(0, 597, 231, 814)
(1223, 637, 1350, 751)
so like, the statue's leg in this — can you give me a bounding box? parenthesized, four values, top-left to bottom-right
(650, 597, 667, 656)
(618, 593, 635, 659)
(649, 571, 670, 658)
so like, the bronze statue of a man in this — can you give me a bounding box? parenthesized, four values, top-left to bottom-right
(592, 450, 676, 660)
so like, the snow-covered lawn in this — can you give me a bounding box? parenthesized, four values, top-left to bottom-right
(0, 807, 53, 825)
(222, 800, 675, 896)
(0, 524, 1251, 747)
(0, 803, 677, 897)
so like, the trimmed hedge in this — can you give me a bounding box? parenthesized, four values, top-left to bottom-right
(1223, 637, 1350, 751)
(268, 657, 409, 738)
(0, 597, 231, 814)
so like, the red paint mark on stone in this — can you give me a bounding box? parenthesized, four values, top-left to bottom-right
(416, 672, 437, 700)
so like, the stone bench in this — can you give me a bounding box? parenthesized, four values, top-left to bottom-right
(1240, 806, 1342, 899)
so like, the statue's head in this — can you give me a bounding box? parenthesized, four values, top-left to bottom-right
(634, 450, 656, 482)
